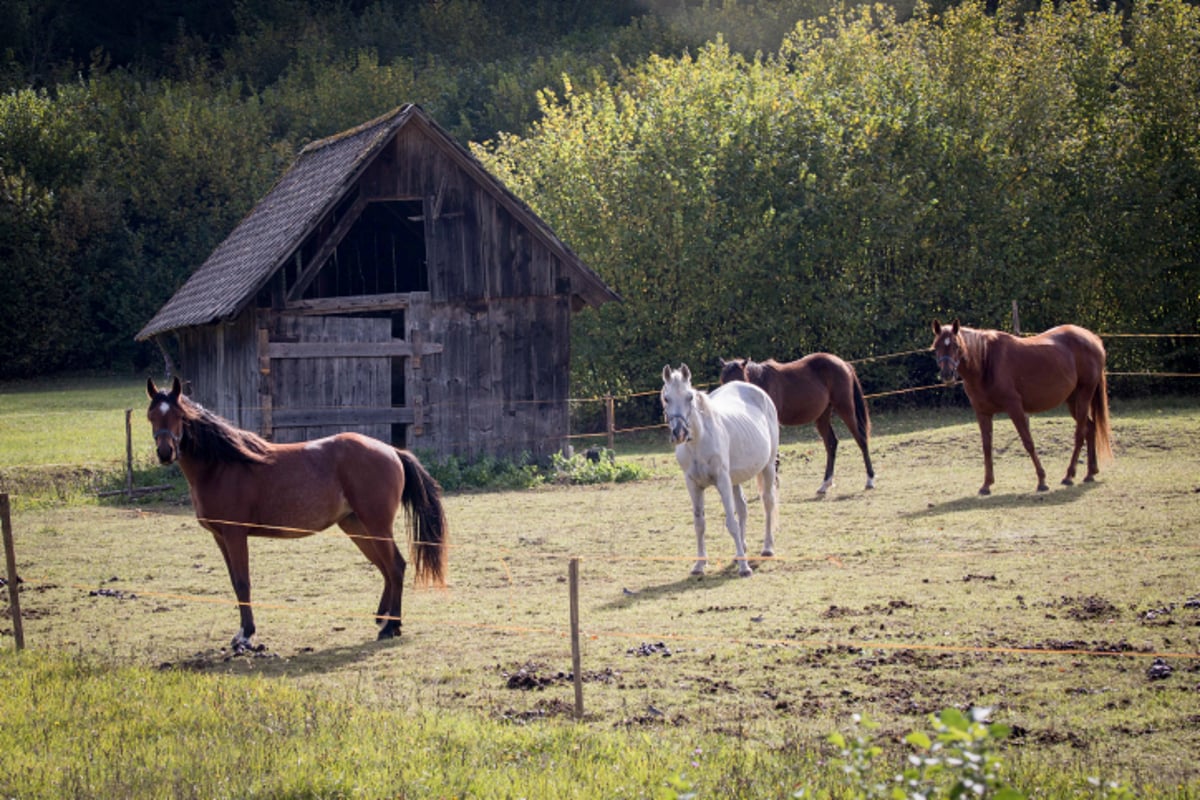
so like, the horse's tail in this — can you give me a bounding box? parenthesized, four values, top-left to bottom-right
(1092, 371, 1114, 464)
(395, 449, 448, 587)
(851, 366, 871, 440)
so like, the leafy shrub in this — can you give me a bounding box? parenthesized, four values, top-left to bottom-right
(419, 449, 646, 492)
(549, 449, 648, 485)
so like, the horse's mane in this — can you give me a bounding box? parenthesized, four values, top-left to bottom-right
(177, 395, 272, 464)
(742, 359, 768, 383)
(958, 327, 999, 373)
(694, 385, 713, 415)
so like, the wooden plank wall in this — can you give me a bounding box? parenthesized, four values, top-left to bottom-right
(176, 312, 261, 431)
(411, 295, 570, 461)
(269, 315, 392, 444)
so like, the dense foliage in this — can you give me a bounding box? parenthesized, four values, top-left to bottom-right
(0, 0, 1196, 392)
(479, 1, 1200, 398)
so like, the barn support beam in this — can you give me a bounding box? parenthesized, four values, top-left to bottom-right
(257, 311, 273, 439)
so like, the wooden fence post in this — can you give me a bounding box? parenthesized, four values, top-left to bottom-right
(125, 409, 134, 499)
(1012, 299, 1021, 336)
(605, 395, 615, 452)
(1, 493, 25, 650)
(569, 557, 584, 719)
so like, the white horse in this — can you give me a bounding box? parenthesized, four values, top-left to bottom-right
(661, 364, 780, 577)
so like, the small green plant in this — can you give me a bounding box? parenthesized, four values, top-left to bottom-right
(820, 707, 1024, 800)
(549, 449, 647, 485)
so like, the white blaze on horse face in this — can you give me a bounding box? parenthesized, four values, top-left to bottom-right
(158, 401, 170, 417)
(942, 336, 951, 347)
(662, 372, 694, 445)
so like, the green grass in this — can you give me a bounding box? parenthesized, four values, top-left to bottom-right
(0, 374, 150, 467)
(1, 376, 1199, 798)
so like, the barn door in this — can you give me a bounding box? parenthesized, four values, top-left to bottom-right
(266, 315, 397, 444)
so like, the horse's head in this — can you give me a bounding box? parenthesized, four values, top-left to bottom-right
(146, 376, 184, 464)
(718, 358, 750, 385)
(661, 363, 698, 444)
(930, 319, 965, 382)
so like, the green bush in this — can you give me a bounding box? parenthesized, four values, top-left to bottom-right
(420, 449, 647, 492)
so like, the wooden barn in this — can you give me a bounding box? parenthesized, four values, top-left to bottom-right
(136, 104, 620, 461)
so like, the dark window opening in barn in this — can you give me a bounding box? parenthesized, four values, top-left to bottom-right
(301, 200, 428, 299)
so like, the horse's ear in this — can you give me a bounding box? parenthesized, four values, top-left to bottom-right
(951, 319, 960, 334)
(680, 364, 691, 382)
(931, 319, 941, 334)
(169, 376, 182, 401)
(662, 365, 673, 383)
(146, 377, 158, 399)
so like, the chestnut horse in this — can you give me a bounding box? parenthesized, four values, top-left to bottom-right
(930, 320, 1113, 495)
(146, 377, 447, 648)
(720, 355, 875, 493)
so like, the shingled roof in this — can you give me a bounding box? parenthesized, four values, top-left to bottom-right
(137, 104, 618, 341)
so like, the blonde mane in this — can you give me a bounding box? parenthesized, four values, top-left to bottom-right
(958, 326, 997, 372)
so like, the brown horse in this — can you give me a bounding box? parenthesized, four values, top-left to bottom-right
(720, 354, 875, 493)
(146, 377, 447, 648)
(930, 320, 1113, 495)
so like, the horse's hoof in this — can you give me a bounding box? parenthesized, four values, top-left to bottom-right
(1062, 477, 1074, 486)
(1037, 484, 1049, 492)
(739, 568, 754, 578)
(864, 478, 875, 490)
(978, 487, 991, 496)
(1083, 475, 1096, 483)
(377, 626, 401, 640)
(759, 550, 774, 559)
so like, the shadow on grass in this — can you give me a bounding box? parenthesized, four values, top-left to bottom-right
(902, 478, 1102, 519)
(597, 559, 766, 611)
(158, 634, 413, 678)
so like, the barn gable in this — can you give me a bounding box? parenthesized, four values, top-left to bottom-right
(137, 104, 620, 461)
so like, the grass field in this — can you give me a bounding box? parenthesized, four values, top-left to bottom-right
(1, 375, 1198, 797)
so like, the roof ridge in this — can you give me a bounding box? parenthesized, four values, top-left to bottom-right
(298, 104, 413, 155)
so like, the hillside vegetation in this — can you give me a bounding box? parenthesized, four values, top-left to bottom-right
(1, 0, 1197, 399)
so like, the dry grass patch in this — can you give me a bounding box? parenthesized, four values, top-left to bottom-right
(4, 399, 1199, 790)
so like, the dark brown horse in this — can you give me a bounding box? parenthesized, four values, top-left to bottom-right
(146, 377, 447, 648)
(720, 354, 875, 493)
(930, 320, 1113, 495)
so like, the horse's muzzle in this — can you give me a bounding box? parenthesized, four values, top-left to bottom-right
(936, 355, 959, 383)
(667, 416, 690, 444)
(154, 430, 179, 464)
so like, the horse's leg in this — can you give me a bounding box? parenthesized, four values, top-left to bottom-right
(1007, 408, 1048, 492)
(814, 407, 837, 495)
(212, 528, 255, 648)
(1078, 384, 1101, 482)
(340, 515, 406, 639)
(976, 412, 996, 496)
(1062, 389, 1090, 486)
(839, 385, 876, 490)
(715, 472, 752, 577)
(687, 479, 708, 576)
(732, 484, 749, 549)
(757, 461, 778, 558)
(1083, 409, 1099, 482)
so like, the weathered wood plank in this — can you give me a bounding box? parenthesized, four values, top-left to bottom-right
(267, 341, 443, 359)
(272, 407, 415, 427)
(282, 293, 412, 315)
